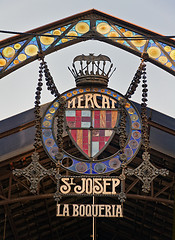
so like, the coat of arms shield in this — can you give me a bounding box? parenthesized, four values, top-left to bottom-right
(65, 108, 119, 158)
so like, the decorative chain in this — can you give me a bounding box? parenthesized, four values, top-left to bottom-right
(125, 59, 169, 193)
(33, 61, 44, 150)
(118, 98, 127, 165)
(43, 61, 60, 98)
(125, 61, 144, 99)
(140, 62, 150, 153)
(13, 58, 61, 195)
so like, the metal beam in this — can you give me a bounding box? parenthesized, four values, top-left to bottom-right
(0, 192, 173, 206)
(126, 179, 139, 193)
(0, 182, 19, 240)
(154, 181, 174, 198)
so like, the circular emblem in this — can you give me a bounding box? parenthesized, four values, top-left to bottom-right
(41, 87, 142, 175)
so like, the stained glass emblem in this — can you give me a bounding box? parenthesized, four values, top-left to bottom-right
(65, 108, 118, 158)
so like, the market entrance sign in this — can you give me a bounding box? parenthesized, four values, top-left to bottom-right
(57, 204, 123, 217)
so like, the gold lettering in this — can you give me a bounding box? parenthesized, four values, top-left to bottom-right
(93, 94, 101, 108)
(74, 178, 86, 194)
(98, 205, 105, 217)
(63, 204, 69, 216)
(92, 205, 98, 217)
(85, 94, 94, 108)
(103, 179, 111, 194)
(77, 95, 84, 108)
(79, 205, 85, 217)
(56, 204, 63, 216)
(110, 97, 117, 109)
(60, 178, 71, 194)
(86, 178, 93, 194)
(112, 178, 120, 194)
(93, 178, 103, 194)
(102, 95, 110, 108)
(105, 205, 111, 217)
(67, 97, 76, 108)
(73, 204, 79, 216)
(86, 205, 92, 217)
(116, 205, 123, 217)
(112, 205, 115, 217)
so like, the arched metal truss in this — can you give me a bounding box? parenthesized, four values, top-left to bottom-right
(0, 9, 175, 79)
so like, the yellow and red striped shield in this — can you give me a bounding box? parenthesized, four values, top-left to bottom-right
(65, 109, 118, 158)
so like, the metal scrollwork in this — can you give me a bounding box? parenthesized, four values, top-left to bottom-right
(13, 151, 57, 194)
(125, 152, 169, 193)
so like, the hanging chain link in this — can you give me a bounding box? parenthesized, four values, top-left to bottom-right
(43, 61, 60, 98)
(118, 98, 127, 165)
(140, 61, 150, 153)
(125, 61, 144, 99)
(33, 61, 44, 150)
(55, 97, 66, 161)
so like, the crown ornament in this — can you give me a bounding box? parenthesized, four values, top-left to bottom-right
(68, 54, 116, 87)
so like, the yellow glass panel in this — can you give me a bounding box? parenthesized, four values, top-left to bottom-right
(25, 45, 38, 56)
(2, 47, 15, 58)
(53, 29, 61, 35)
(67, 31, 78, 40)
(18, 54, 27, 61)
(40, 33, 54, 45)
(107, 31, 119, 40)
(124, 31, 133, 37)
(0, 58, 7, 67)
(147, 47, 161, 58)
(170, 50, 175, 60)
(13, 60, 19, 64)
(53, 102, 59, 107)
(67, 93, 72, 97)
(75, 22, 90, 34)
(96, 22, 111, 35)
(158, 56, 168, 64)
(117, 39, 124, 44)
(49, 108, 55, 113)
(61, 27, 66, 32)
(14, 43, 21, 49)
(125, 102, 130, 108)
(61, 38, 68, 43)
(43, 121, 51, 127)
(132, 35, 146, 47)
(164, 46, 171, 52)
(166, 62, 172, 68)
(128, 108, 135, 114)
(46, 114, 53, 120)
(120, 28, 125, 33)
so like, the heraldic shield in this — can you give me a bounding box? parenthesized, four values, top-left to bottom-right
(65, 107, 119, 159)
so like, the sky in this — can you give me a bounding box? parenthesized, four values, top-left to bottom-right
(0, 0, 175, 120)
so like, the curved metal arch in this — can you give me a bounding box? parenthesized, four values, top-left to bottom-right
(0, 9, 175, 79)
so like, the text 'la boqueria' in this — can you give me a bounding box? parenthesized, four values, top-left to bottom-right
(57, 204, 123, 217)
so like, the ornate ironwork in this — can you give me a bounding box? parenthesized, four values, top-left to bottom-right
(43, 61, 60, 98)
(68, 54, 116, 87)
(54, 166, 62, 202)
(13, 151, 57, 194)
(125, 61, 143, 99)
(33, 61, 44, 149)
(13, 59, 60, 194)
(56, 97, 66, 159)
(125, 152, 169, 193)
(125, 61, 169, 192)
(118, 168, 126, 202)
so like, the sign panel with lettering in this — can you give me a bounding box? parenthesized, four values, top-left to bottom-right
(56, 204, 123, 218)
(59, 176, 120, 196)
